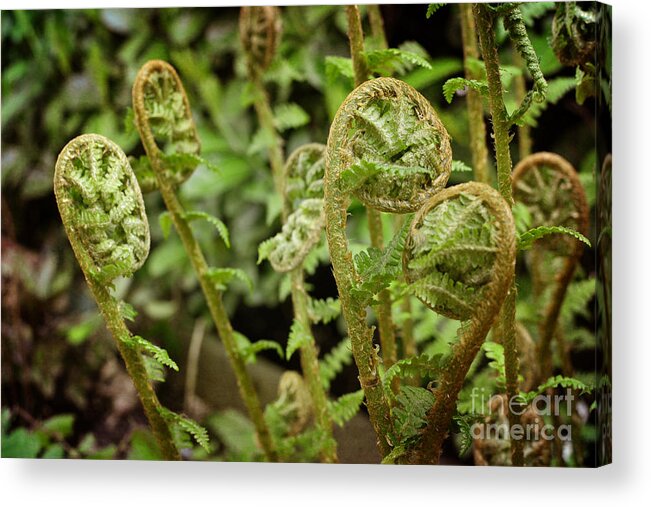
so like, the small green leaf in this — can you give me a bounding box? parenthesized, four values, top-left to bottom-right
(183, 210, 230, 248)
(273, 103, 310, 132)
(426, 3, 445, 18)
(205, 267, 253, 292)
(159, 211, 173, 240)
(443, 77, 488, 103)
(328, 390, 364, 426)
(121, 334, 179, 372)
(517, 225, 591, 251)
(286, 320, 312, 360)
(451, 160, 473, 173)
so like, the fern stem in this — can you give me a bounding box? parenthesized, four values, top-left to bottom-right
(367, 4, 388, 49)
(133, 64, 277, 462)
(459, 3, 490, 184)
(347, 3, 399, 384)
(474, 5, 524, 466)
(513, 50, 533, 159)
(291, 268, 339, 463)
(88, 278, 181, 460)
(347, 5, 370, 88)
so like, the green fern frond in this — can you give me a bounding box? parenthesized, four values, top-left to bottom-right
(443, 77, 488, 104)
(365, 48, 432, 76)
(273, 103, 310, 132)
(328, 390, 364, 427)
(204, 267, 253, 292)
(320, 337, 353, 390)
(392, 385, 436, 442)
(286, 320, 312, 360)
(121, 334, 179, 372)
(383, 353, 443, 394)
(452, 160, 473, 173)
(159, 211, 173, 239)
(453, 413, 482, 455)
(234, 332, 283, 364)
(561, 279, 596, 322)
(158, 407, 211, 452)
(426, 3, 445, 18)
(482, 341, 506, 387)
(522, 375, 593, 404)
(182, 211, 230, 248)
(518, 225, 591, 251)
(119, 301, 138, 322)
(307, 297, 341, 324)
(325, 56, 354, 83)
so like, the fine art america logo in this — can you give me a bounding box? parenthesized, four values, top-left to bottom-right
(469, 387, 575, 442)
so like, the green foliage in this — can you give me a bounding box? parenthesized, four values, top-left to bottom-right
(328, 390, 364, 427)
(522, 375, 593, 404)
(382, 353, 443, 394)
(204, 267, 253, 292)
(234, 332, 284, 364)
(442, 77, 488, 103)
(426, 4, 445, 18)
(183, 211, 231, 248)
(286, 319, 313, 360)
(518, 225, 591, 251)
(392, 385, 435, 443)
(403, 192, 500, 320)
(365, 48, 432, 76)
(482, 341, 506, 387)
(307, 297, 341, 324)
(452, 160, 473, 173)
(273, 102, 310, 132)
(352, 217, 412, 306)
(159, 407, 211, 452)
(453, 413, 482, 455)
(320, 337, 353, 390)
(121, 334, 179, 372)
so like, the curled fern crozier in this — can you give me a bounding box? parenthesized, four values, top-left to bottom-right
(132, 60, 201, 191)
(239, 6, 282, 77)
(403, 182, 516, 463)
(551, 2, 597, 69)
(260, 144, 326, 272)
(328, 77, 452, 213)
(54, 133, 150, 281)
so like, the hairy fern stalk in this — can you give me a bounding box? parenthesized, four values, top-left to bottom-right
(132, 60, 277, 462)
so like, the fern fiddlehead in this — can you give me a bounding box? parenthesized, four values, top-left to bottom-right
(260, 143, 338, 463)
(325, 77, 452, 456)
(402, 183, 516, 464)
(239, 6, 286, 214)
(512, 152, 589, 384)
(54, 134, 179, 460)
(133, 60, 278, 462)
(551, 1, 598, 69)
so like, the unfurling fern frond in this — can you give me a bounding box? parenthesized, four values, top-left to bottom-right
(320, 338, 353, 390)
(55, 135, 151, 282)
(132, 60, 201, 191)
(402, 182, 516, 463)
(258, 198, 324, 272)
(551, 2, 598, 68)
(328, 390, 364, 427)
(512, 152, 590, 385)
(513, 152, 589, 257)
(55, 134, 180, 460)
(328, 77, 452, 213)
(239, 6, 282, 78)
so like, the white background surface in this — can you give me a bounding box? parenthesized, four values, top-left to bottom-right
(1, 0, 649, 505)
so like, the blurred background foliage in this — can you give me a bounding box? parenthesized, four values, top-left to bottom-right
(1, 4, 598, 462)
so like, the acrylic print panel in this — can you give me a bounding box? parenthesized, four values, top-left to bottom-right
(1, 2, 611, 466)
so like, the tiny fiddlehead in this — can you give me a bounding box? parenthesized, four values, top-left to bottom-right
(512, 152, 589, 384)
(129, 60, 201, 193)
(325, 77, 452, 457)
(133, 60, 278, 462)
(402, 182, 516, 464)
(239, 6, 282, 80)
(54, 134, 179, 460)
